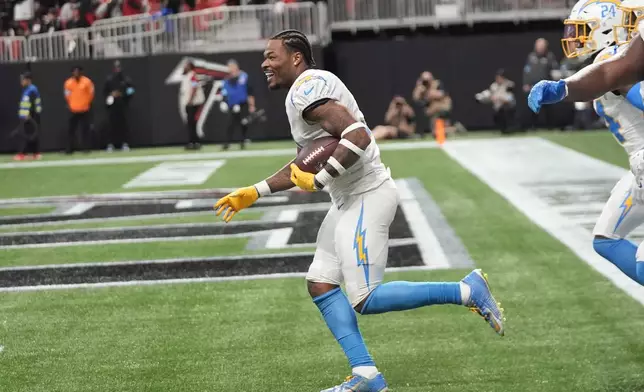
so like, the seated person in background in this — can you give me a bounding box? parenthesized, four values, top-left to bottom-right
(475, 69, 516, 133)
(413, 71, 466, 137)
(372, 96, 417, 140)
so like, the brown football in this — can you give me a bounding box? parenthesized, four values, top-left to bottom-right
(295, 136, 339, 174)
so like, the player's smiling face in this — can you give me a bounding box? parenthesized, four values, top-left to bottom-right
(262, 40, 295, 90)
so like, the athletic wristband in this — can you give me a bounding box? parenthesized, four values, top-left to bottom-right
(339, 138, 366, 158)
(341, 122, 367, 137)
(253, 180, 272, 197)
(314, 168, 334, 189)
(327, 156, 347, 175)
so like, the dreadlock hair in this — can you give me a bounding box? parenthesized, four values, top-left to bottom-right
(271, 29, 316, 67)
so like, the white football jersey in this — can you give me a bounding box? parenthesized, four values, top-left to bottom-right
(286, 69, 390, 206)
(592, 45, 644, 155)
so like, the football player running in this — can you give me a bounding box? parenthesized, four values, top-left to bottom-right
(532, 0, 644, 287)
(214, 30, 505, 392)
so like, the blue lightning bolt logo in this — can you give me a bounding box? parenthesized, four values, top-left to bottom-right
(353, 199, 370, 289)
(614, 191, 633, 232)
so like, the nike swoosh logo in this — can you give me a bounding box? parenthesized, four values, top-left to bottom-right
(304, 86, 314, 96)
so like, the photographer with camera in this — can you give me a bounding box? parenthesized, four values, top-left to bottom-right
(372, 96, 417, 140)
(412, 71, 465, 138)
(475, 69, 516, 134)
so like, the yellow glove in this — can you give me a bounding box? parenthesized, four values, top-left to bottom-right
(214, 186, 259, 222)
(290, 164, 319, 192)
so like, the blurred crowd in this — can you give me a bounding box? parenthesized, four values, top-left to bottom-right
(1, 0, 151, 36)
(0, 0, 299, 36)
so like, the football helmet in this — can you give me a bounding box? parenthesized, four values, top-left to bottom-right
(615, 0, 644, 44)
(562, 0, 626, 59)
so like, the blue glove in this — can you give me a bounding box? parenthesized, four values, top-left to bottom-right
(126, 87, 135, 96)
(527, 80, 568, 113)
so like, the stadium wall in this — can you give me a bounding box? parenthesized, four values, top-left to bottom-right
(328, 28, 572, 132)
(0, 48, 325, 153)
(0, 27, 572, 153)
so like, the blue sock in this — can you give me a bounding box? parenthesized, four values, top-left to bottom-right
(360, 281, 462, 315)
(313, 287, 375, 368)
(638, 262, 644, 285)
(593, 238, 644, 284)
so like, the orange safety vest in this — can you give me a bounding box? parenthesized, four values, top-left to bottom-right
(64, 76, 94, 113)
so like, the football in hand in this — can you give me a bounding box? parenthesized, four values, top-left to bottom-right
(295, 136, 339, 174)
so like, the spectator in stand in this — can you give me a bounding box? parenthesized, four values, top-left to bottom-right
(64, 65, 95, 154)
(66, 9, 83, 29)
(14, 0, 35, 28)
(164, 0, 181, 14)
(59, 0, 79, 26)
(96, 0, 148, 19)
(32, 8, 61, 34)
(0, 2, 12, 33)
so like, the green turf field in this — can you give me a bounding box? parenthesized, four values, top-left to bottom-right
(1, 131, 643, 392)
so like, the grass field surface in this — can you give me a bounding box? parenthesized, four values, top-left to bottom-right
(1, 130, 643, 392)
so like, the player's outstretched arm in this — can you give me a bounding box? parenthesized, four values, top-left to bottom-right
(301, 100, 371, 190)
(214, 158, 295, 222)
(565, 35, 644, 102)
(528, 34, 644, 113)
(263, 158, 296, 194)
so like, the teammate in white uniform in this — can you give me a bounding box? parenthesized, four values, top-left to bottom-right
(541, 0, 644, 287)
(214, 30, 504, 392)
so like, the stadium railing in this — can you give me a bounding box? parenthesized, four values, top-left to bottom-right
(9, 2, 329, 63)
(0, 36, 28, 63)
(28, 29, 92, 62)
(327, 0, 571, 31)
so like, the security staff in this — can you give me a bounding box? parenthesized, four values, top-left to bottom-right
(14, 72, 42, 161)
(221, 59, 255, 150)
(64, 65, 94, 154)
(104, 60, 135, 152)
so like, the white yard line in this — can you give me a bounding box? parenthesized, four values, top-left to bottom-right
(0, 231, 272, 250)
(0, 141, 438, 170)
(396, 180, 451, 269)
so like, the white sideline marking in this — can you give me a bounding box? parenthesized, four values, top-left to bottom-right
(265, 228, 294, 249)
(0, 220, 278, 238)
(0, 231, 273, 250)
(62, 202, 95, 216)
(444, 137, 644, 306)
(396, 180, 450, 269)
(277, 209, 299, 222)
(175, 200, 194, 209)
(0, 265, 449, 293)
(123, 160, 226, 188)
(0, 203, 333, 230)
(0, 141, 439, 170)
